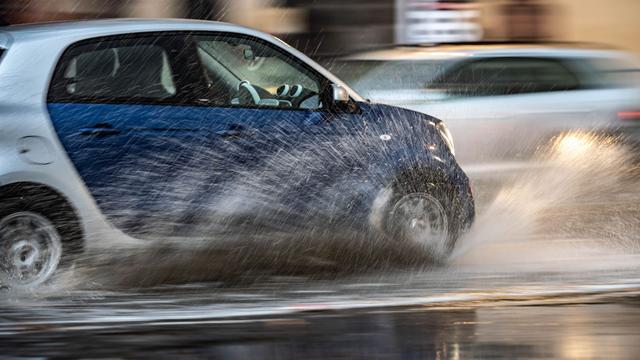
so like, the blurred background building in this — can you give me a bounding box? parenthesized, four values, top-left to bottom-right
(1, 0, 639, 58)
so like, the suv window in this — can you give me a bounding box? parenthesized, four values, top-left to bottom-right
(194, 34, 325, 110)
(578, 57, 640, 88)
(49, 36, 183, 103)
(331, 60, 448, 93)
(434, 57, 581, 96)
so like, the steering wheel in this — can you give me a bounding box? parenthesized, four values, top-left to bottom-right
(237, 80, 261, 105)
(276, 84, 317, 108)
(237, 80, 284, 107)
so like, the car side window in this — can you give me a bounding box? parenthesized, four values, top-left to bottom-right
(193, 34, 325, 110)
(435, 57, 581, 97)
(49, 36, 183, 103)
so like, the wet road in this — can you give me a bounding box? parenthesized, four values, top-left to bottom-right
(2, 252, 640, 359)
(2, 138, 640, 358)
(2, 285, 640, 359)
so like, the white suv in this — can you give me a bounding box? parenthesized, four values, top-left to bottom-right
(332, 44, 640, 173)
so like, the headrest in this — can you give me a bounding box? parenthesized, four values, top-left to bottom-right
(116, 45, 165, 76)
(76, 48, 116, 78)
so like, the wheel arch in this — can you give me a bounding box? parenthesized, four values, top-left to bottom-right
(390, 165, 452, 189)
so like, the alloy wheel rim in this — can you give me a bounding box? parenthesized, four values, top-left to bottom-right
(0, 212, 62, 286)
(389, 192, 449, 257)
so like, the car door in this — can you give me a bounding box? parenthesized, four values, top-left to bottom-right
(183, 32, 336, 227)
(48, 31, 343, 238)
(47, 33, 223, 238)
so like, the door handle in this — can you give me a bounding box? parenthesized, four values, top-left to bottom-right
(215, 129, 242, 138)
(215, 124, 246, 140)
(79, 124, 122, 137)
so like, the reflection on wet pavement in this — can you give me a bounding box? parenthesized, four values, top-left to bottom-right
(3, 293, 640, 359)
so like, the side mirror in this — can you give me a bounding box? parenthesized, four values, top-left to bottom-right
(331, 83, 350, 103)
(330, 83, 359, 113)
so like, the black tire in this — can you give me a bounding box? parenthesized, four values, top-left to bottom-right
(0, 186, 82, 287)
(383, 171, 464, 261)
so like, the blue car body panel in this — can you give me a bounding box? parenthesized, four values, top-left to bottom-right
(47, 101, 472, 238)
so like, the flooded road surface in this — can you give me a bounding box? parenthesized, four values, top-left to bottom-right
(2, 135, 640, 358)
(2, 274, 640, 358)
(2, 233, 640, 359)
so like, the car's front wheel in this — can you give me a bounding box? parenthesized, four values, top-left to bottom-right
(387, 192, 451, 259)
(383, 173, 463, 261)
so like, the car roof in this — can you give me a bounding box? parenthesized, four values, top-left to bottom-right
(344, 43, 631, 62)
(0, 18, 268, 43)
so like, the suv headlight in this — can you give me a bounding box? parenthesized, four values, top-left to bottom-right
(436, 121, 455, 156)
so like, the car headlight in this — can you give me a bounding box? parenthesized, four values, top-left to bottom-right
(436, 121, 455, 156)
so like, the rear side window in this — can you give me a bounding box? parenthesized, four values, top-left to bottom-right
(49, 36, 185, 103)
(434, 57, 581, 96)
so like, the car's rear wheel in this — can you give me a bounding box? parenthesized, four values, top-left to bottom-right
(0, 211, 62, 286)
(0, 186, 81, 288)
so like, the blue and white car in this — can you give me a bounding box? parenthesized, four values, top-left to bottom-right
(0, 19, 474, 286)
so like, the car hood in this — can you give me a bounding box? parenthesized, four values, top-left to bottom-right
(357, 101, 445, 133)
(349, 101, 456, 164)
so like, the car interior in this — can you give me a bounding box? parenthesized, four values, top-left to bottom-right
(194, 37, 323, 110)
(62, 36, 323, 110)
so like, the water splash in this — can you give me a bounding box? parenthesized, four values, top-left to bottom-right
(452, 131, 640, 272)
(9, 129, 638, 293)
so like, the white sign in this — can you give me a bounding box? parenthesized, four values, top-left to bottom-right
(396, 0, 483, 44)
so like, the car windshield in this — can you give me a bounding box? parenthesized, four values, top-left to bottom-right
(330, 60, 449, 96)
